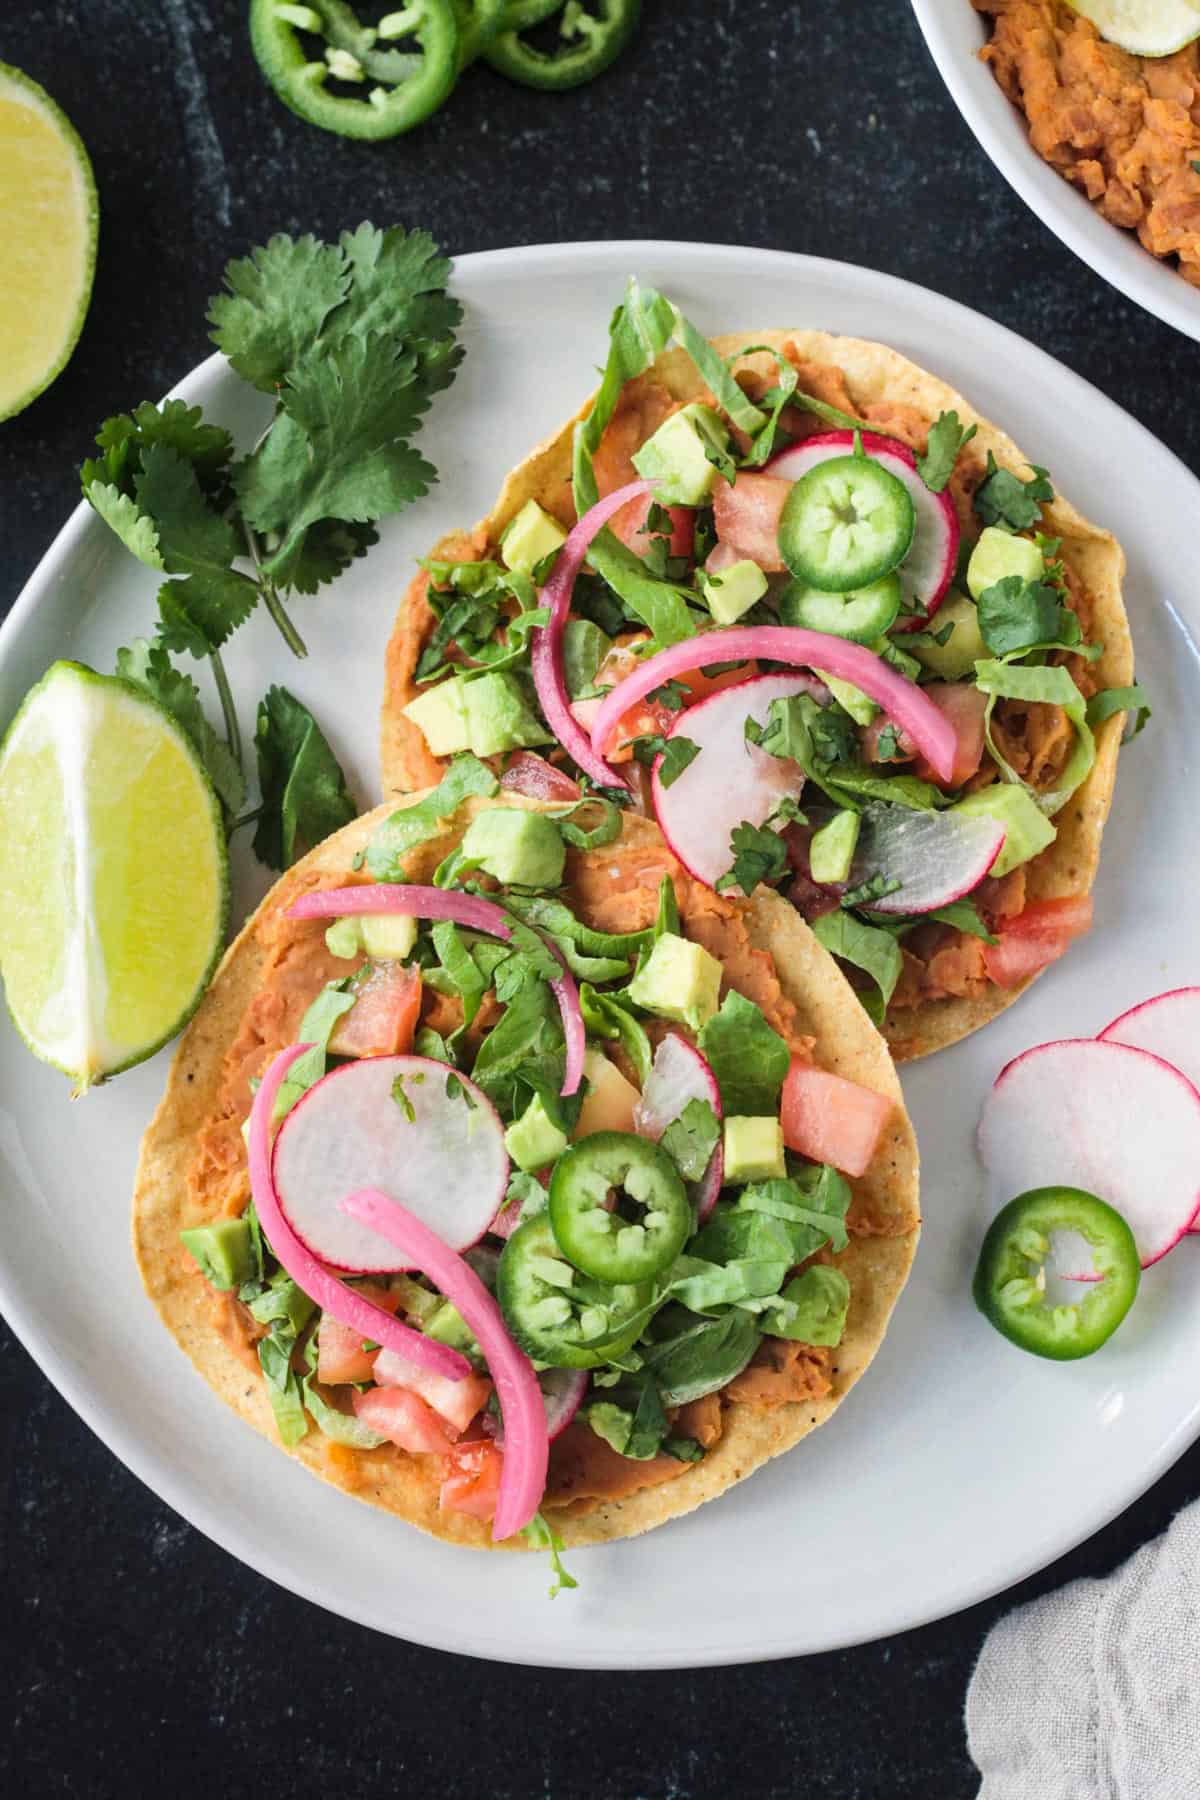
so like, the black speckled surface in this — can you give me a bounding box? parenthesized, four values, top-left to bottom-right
(2, 3, 1198, 1794)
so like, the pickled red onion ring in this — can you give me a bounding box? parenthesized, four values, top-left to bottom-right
(288, 885, 513, 939)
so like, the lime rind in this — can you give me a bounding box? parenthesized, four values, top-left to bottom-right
(1066, 0, 1200, 56)
(0, 62, 99, 423)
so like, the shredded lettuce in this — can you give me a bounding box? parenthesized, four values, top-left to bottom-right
(578, 983, 653, 1088)
(300, 1335, 387, 1449)
(521, 1510, 578, 1598)
(273, 980, 356, 1119)
(660, 1097, 720, 1182)
(974, 658, 1095, 817)
(366, 754, 497, 877)
(761, 1265, 851, 1345)
(1087, 682, 1151, 743)
(811, 910, 903, 1026)
(697, 991, 791, 1117)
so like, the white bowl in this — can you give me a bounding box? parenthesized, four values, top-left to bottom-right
(912, 0, 1200, 342)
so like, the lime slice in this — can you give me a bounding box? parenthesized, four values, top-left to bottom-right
(0, 663, 229, 1092)
(1066, 0, 1200, 54)
(0, 64, 98, 421)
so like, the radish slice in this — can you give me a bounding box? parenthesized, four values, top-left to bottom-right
(538, 933, 585, 1098)
(530, 478, 658, 793)
(768, 431, 958, 621)
(484, 1367, 589, 1446)
(288, 885, 512, 940)
(1100, 989, 1200, 1234)
(651, 673, 827, 890)
(273, 1055, 509, 1273)
(589, 626, 957, 785)
(848, 802, 1006, 914)
(339, 1187, 549, 1541)
(978, 1038, 1200, 1272)
(633, 1032, 725, 1223)
(247, 1045, 469, 1381)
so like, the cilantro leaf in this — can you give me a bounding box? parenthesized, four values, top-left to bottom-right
(328, 223, 463, 366)
(977, 574, 1081, 658)
(715, 820, 790, 895)
(974, 452, 1055, 534)
(115, 639, 246, 817)
(253, 685, 357, 870)
(207, 233, 350, 392)
(660, 1097, 721, 1183)
(83, 482, 165, 569)
(84, 399, 234, 496)
(274, 519, 380, 595)
(656, 735, 700, 789)
(521, 1510, 578, 1599)
(698, 990, 791, 1117)
(746, 692, 858, 805)
(133, 444, 258, 651)
(916, 410, 977, 493)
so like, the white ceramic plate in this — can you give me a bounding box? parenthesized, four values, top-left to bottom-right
(2, 241, 1197, 1667)
(911, 0, 1200, 343)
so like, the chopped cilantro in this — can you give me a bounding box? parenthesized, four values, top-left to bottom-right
(916, 410, 977, 493)
(715, 820, 790, 895)
(974, 452, 1055, 534)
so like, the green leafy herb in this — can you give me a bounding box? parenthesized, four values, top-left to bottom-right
(660, 1097, 721, 1183)
(974, 658, 1095, 816)
(273, 981, 357, 1119)
(715, 820, 790, 895)
(974, 452, 1054, 534)
(916, 410, 977, 493)
(390, 1071, 420, 1122)
(367, 755, 498, 878)
(639, 1307, 761, 1407)
(977, 575, 1083, 658)
(761, 1265, 851, 1346)
(746, 693, 858, 806)
(698, 991, 791, 1118)
(1086, 683, 1152, 743)
(521, 1511, 578, 1598)
(578, 984, 653, 1088)
(253, 685, 357, 869)
(811, 910, 903, 1026)
(873, 722, 902, 762)
(841, 871, 902, 909)
(584, 1382, 670, 1461)
(555, 796, 623, 851)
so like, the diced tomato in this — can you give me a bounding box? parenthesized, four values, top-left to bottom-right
(352, 1386, 456, 1454)
(609, 492, 696, 561)
(439, 1439, 505, 1522)
(329, 961, 421, 1059)
(912, 683, 988, 791)
(982, 895, 1093, 989)
(780, 1057, 893, 1178)
(711, 472, 790, 571)
(371, 1346, 493, 1435)
(677, 659, 761, 704)
(570, 693, 678, 763)
(499, 752, 581, 803)
(862, 713, 915, 765)
(316, 1282, 401, 1385)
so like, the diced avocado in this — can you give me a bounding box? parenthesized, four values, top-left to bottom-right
(403, 677, 471, 756)
(631, 403, 731, 507)
(908, 592, 986, 681)
(425, 1300, 483, 1362)
(563, 617, 613, 698)
(462, 670, 553, 757)
(180, 1219, 256, 1291)
(505, 1093, 570, 1173)
(500, 498, 568, 577)
(360, 913, 418, 960)
(461, 806, 565, 888)
(967, 526, 1045, 601)
(723, 1115, 786, 1184)
(818, 672, 878, 725)
(324, 916, 363, 961)
(875, 636, 922, 682)
(810, 810, 860, 884)
(627, 931, 723, 1033)
(953, 785, 1056, 877)
(700, 558, 768, 626)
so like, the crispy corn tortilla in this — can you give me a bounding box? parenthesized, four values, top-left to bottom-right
(134, 795, 919, 1552)
(380, 333, 1132, 1060)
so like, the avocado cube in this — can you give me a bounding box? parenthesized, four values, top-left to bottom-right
(360, 913, 418, 960)
(700, 558, 768, 626)
(627, 931, 722, 1033)
(953, 785, 1056, 877)
(967, 526, 1045, 601)
(461, 806, 566, 888)
(180, 1218, 256, 1291)
(324, 916, 363, 961)
(425, 1300, 483, 1360)
(908, 592, 987, 681)
(500, 499, 568, 577)
(723, 1116, 786, 1185)
(505, 1093, 570, 1173)
(810, 809, 861, 885)
(403, 677, 472, 756)
(462, 671, 553, 757)
(816, 672, 878, 726)
(632, 403, 731, 507)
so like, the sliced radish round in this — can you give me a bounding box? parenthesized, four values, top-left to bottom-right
(633, 1032, 725, 1223)
(978, 1038, 1200, 1271)
(650, 672, 827, 890)
(849, 802, 1006, 914)
(273, 1055, 509, 1273)
(768, 431, 958, 621)
(1100, 989, 1200, 1234)
(484, 1366, 589, 1447)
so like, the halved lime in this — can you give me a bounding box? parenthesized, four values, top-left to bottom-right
(0, 663, 229, 1093)
(0, 63, 98, 422)
(1066, 0, 1200, 55)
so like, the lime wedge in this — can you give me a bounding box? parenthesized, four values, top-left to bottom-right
(0, 63, 98, 421)
(1066, 0, 1200, 54)
(0, 663, 229, 1092)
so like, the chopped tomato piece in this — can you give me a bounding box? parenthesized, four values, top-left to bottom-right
(862, 713, 914, 765)
(711, 472, 790, 571)
(780, 1057, 893, 1177)
(912, 683, 988, 790)
(329, 961, 421, 1059)
(439, 1438, 505, 1521)
(982, 895, 1093, 989)
(352, 1385, 456, 1454)
(609, 492, 696, 561)
(371, 1345, 493, 1435)
(570, 693, 678, 763)
(499, 752, 581, 803)
(316, 1282, 401, 1385)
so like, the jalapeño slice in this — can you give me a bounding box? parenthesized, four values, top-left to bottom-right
(496, 1215, 653, 1368)
(486, 0, 641, 91)
(779, 572, 902, 643)
(250, 0, 460, 139)
(549, 1131, 692, 1284)
(973, 1186, 1140, 1361)
(778, 453, 915, 593)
